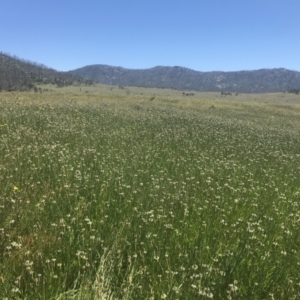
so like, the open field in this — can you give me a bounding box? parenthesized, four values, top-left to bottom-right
(1, 90, 300, 299)
(39, 83, 300, 106)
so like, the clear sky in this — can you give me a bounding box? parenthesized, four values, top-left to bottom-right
(1, 0, 299, 72)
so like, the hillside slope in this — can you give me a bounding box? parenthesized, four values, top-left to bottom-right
(0, 53, 87, 91)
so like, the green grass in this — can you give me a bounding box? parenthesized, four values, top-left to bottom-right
(1, 91, 300, 299)
(39, 82, 300, 105)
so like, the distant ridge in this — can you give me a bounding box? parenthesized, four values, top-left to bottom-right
(69, 64, 300, 93)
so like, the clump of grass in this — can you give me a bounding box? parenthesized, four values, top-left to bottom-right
(1, 92, 300, 299)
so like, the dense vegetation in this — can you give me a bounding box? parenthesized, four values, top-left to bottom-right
(1, 92, 300, 299)
(288, 89, 300, 94)
(69, 64, 300, 93)
(0, 53, 91, 92)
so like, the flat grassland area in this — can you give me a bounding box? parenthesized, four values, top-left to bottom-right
(1, 88, 300, 299)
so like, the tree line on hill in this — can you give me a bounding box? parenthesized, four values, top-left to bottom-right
(0, 52, 91, 92)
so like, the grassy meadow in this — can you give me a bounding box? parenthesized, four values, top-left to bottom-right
(1, 87, 300, 299)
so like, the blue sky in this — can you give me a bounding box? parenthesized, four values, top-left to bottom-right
(1, 0, 299, 72)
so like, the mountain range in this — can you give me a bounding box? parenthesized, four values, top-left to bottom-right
(1, 52, 300, 93)
(68, 65, 300, 93)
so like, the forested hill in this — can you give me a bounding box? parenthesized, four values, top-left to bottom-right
(0, 53, 89, 91)
(69, 64, 300, 93)
(1, 51, 300, 93)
